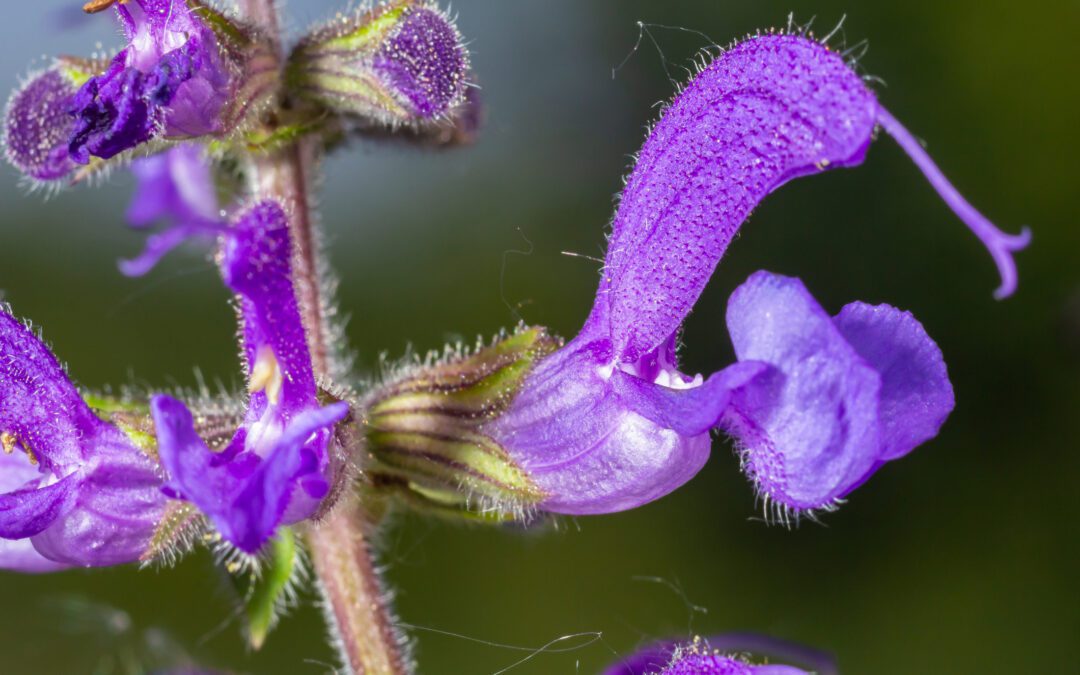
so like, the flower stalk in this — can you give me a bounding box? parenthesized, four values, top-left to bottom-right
(236, 0, 406, 672)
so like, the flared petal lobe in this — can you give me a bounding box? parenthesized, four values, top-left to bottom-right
(0, 309, 165, 570)
(721, 272, 953, 510)
(151, 394, 347, 553)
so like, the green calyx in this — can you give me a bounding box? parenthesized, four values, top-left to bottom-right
(85, 394, 158, 456)
(365, 327, 560, 522)
(55, 56, 107, 88)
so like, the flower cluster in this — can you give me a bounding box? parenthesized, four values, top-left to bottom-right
(0, 3, 1027, 672)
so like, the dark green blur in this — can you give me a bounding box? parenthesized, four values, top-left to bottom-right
(1, 1, 1076, 673)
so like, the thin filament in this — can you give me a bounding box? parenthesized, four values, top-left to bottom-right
(876, 105, 1031, 299)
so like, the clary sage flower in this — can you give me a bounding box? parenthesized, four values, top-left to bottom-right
(0, 310, 166, 572)
(365, 34, 1022, 521)
(152, 201, 350, 554)
(68, 0, 272, 163)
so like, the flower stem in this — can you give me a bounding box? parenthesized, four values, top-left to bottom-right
(237, 1, 407, 672)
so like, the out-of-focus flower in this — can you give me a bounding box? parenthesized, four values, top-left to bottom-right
(120, 144, 224, 276)
(605, 636, 810, 675)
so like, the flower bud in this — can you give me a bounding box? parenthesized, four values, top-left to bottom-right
(3, 58, 101, 185)
(287, 0, 470, 127)
(364, 327, 559, 521)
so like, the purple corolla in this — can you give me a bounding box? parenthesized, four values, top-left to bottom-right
(68, 0, 239, 162)
(0, 310, 166, 572)
(150, 201, 349, 553)
(120, 144, 225, 277)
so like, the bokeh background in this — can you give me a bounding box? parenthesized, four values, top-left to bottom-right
(1, 1, 1077, 673)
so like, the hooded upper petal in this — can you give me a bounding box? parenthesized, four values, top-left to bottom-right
(596, 35, 878, 364)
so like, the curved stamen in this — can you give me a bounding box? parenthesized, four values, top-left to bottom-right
(877, 105, 1031, 299)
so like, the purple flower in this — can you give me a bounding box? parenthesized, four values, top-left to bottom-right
(606, 637, 809, 675)
(120, 144, 225, 277)
(68, 0, 243, 163)
(479, 35, 980, 516)
(0, 308, 166, 571)
(150, 201, 349, 554)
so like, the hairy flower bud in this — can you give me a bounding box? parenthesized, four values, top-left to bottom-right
(364, 327, 559, 521)
(287, 0, 470, 128)
(3, 58, 101, 185)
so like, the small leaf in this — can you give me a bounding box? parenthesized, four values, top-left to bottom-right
(228, 527, 302, 650)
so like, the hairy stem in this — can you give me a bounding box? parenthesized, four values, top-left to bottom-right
(237, 1, 406, 673)
(308, 498, 409, 675)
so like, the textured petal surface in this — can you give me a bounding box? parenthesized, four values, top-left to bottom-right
(374, 7, 468, 119)
(595, 35, 878, 363)
(722, 272, 882, 510)
(3, 68, 78, 182)
(0, 309, 165, 568)
(30, 449, 165, 567)
(661, 652, 807, 675)
(834, 302, 954, 462)
(485, 339, 713, 514)
(222, 202, 318, 418)
(0, 310, 105, 469)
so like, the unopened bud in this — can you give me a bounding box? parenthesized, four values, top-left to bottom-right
(287, 1, 470, 127)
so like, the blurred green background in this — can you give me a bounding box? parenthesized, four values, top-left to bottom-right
(1, 1, 1077, 673)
